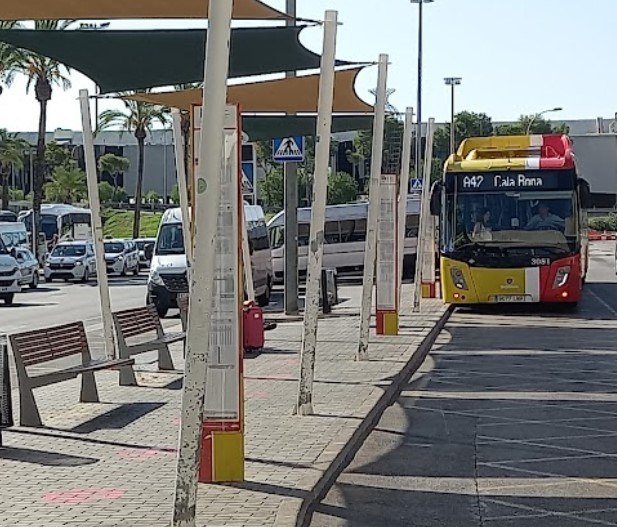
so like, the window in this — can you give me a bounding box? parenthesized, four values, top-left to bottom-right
(104, 242, 125, 254)
(324, 221, 340, 244)
(405, 215, 419, 238)
(156, 224, 185, 255)
(248, 222, 270, 251)
(298, 224, 310, 247)
(345, 219, 367, 243)
(52, 245, 86, 257)
(269, 226, 284, 249)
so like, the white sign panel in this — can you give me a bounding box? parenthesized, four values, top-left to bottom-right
(376, 174, 398, 312)
(193, 104, 242, 422)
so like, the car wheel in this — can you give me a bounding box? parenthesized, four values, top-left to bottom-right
(29, 272, 39, 289)
(45, 275, 53, 283)
(3, 293, 14, 305)
(81, 267, 90, 283)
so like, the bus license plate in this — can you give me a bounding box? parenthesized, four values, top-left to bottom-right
(494, 295, 526, 303)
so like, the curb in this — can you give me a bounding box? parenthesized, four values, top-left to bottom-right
(282, 305, 454, 527)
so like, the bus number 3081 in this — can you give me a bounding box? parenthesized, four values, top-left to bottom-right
(531, 258, 551, 266)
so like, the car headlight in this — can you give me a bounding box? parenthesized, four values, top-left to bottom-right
(45, 262, 51, 267)
(116, 255, 124, 262)
(75, 260, 83, 267)
(450, 267, 468, 290)
(553, 266, 571, 289)
(149, 270, 165, 286)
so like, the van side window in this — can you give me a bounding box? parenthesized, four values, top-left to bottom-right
(324, 221, 340, 244)
(269, 226, 284, 249)
(405, 214, 419, 238)
(347, 219, 367, 243)
(249, 222, 270, 251)
(298, 224, 310, 246)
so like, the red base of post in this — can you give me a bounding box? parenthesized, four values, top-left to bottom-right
(376, 310, 399, 335)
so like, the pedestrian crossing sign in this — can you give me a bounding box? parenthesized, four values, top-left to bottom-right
(410, 178, 423, 191)
(273, 136, 305, 163)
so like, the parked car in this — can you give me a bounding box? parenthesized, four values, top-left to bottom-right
(104, 239, 139, 276)
(0, 210, 17, 222)
(134, 238, 156, 270)
(44, 241, 96, 283)
(14, 247, 39, 289)
(0, 237, 21, 304)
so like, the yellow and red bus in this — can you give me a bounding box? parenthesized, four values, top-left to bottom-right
(433, 134, 590, 306)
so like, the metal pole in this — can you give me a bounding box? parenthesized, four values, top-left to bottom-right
(295, 10, 338, 416)
(78, 89, 116, 361)
(283, 0, 299, 316)
(415, 0, 424, 182)
(397, 107, 414, 299)
(171, 109, 193, 265)
(450, 84, 455, 155)
(412, 118, 435, 311)
(172, 0, 233, 524)
(357, 54, 389, 361)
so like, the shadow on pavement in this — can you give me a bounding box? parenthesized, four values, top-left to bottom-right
(70, 402, 165, 434)
(0, 446, 98, 467)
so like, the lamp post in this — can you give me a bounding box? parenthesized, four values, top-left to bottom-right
(444, 77, 462, 155)
(410, 0, 434, 181)
(526, 107, 563, 135)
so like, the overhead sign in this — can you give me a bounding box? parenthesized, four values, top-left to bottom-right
(450, 170, 576, 193)
(410, 178, 423, 191)
(273, 136, 304, 163)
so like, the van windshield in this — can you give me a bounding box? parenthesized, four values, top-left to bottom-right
(156, 224, 185, 255)
(104, 242, 125, 254)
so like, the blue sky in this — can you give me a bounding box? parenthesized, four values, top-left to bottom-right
(0, 0, 615, 131)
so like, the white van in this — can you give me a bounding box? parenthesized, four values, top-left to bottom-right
(0, 221, 29, 250)
(147, 205, 273, 317)
(267, 197, 421, 283)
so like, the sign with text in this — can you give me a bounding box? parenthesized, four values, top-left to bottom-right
(376, 174, 398, 312)
(451, 170, 576, 193)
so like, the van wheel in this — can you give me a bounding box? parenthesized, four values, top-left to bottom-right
(29, 272, 39, 289)
(257, 281, 271, 307)
(3, 293, 14, 305)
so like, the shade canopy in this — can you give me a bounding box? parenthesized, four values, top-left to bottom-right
(244, 116, 373, 142)
(126, 68, 373, 114)
(0, 27, 346, 93)
(0, 0, 288, 20)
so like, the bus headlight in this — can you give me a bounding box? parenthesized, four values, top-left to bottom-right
(553, 266, 571, 289)
(450, 268, 468, 290)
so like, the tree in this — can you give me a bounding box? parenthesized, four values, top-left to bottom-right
(258, 167, 284, 212)
(328, 172, 358, 205)
(494, 114, 570, 136)
(44, 165, 87, 204)
(9, 20, 75, 256)
(0, 21, 22, 96)
(0, 129, 28, 210)
(98, 152, 130, 201)
(99, 91, 169, 238)
(98, 181, 115, 203)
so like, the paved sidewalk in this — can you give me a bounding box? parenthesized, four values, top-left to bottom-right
(0, 285, 447, 527)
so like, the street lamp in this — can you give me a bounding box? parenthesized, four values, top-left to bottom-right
(410, 0, 434, 181)
(444, 77, 462, 155)
(526, 107, 563, 135)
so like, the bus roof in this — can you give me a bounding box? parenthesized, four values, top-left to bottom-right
(161, 204, 266, 225)
(20, 204, 91, 217)
(445, 134, 575, 173)
(267, 197, 421, 229)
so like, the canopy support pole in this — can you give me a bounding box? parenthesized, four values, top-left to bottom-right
(397, 107, 414, 303)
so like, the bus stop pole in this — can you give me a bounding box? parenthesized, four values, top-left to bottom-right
(397, 107, 414, 301)
(295, 10, 338, 416)
(357, 54, 389, 362)
(412, 118, 435, 312)
(172, 0, 233, 524)
(79, 89, 116, 361)
(171, 109, 193, 267)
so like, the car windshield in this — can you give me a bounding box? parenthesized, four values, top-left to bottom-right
(105, 242, 125, 253)
(136, 241, 145, 250)
(52, 245, 86, 257)
(156, 224, 185, 255)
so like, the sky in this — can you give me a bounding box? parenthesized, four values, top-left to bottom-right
(0, 0, 616, 132)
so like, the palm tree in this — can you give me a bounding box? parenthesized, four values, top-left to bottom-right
(99, 92, 169, 238)
(0, 129, 28, 210)
(44, 164, 87, 204)
(11, 20, 75, 256)
(0, 21, 22, 96)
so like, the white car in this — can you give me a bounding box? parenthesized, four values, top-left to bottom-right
(0, 239, 21, 304)
(14, 247, 39, 289)
(104, 239, 140, 276)
(44, 241, 97, 283)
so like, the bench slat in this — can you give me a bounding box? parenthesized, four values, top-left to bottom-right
(15, 334, 85, 355)
(11, 322, 87, 367)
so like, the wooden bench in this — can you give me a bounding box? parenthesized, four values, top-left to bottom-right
(113, 305, 185, 386)
(9, 322, 134, 427)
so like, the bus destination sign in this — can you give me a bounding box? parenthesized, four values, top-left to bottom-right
(452, 170, 574, 192)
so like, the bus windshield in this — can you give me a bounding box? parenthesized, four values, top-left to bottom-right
(156, 224, 185, 255)
(444, 190, 578, 254)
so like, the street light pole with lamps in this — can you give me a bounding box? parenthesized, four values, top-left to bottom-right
(444, 77, 462, 155)
(526, 107, 563, 135)
(410, 0, 433, 181)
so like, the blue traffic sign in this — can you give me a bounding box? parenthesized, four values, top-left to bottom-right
(273, 136, 305, 163)
(410, 178, 423, 191)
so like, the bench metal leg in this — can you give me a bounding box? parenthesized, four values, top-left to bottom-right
(158, 345, 174, 371)
(80, 372, 99, 403)
(19, 383, 42, 428)
(119, 363, 138, 386)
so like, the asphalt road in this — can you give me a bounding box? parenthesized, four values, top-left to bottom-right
(311, 241, 617, 527)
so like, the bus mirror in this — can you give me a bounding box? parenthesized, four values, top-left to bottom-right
(577, 179, 592, 209)
(429, 181, 442, 216)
